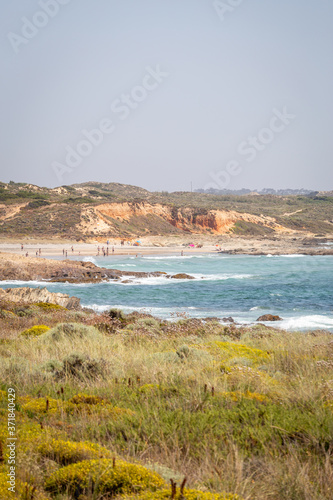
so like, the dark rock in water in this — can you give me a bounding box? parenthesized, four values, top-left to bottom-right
(170, 273, 195, 280)
(222, 317, 235, 323)
(256, 314, 282, 322)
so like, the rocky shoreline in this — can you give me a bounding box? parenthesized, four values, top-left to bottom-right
(0, 286, 81, 309)
(0, 252, 195, 283)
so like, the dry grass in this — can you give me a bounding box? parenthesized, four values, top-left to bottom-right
(0, 307, 333, 499)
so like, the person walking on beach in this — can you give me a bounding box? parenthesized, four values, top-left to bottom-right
(62, 249, 65, 256)
(65, 250, 68, 258)
(21, 243, 24, 251)
(71, 246, 74, 253)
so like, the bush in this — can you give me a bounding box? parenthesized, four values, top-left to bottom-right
(0, 472, 49, 500)
(21, 397, 61, 416)
(41, 323, 102, 342)
(14, 306, 34, 317)
(36, 302, 66, 310)
(61, 353, 107, 380)
(137, 317, 161, 329)
(37, 438, 111, 465)
(69, 393, 105, 405)
(109, 308, 126, 320)
(207, 341, 270, 367)
(20, 325, 50, 338)
(45, 458, 166, 496)
(25, 199, 50, 209)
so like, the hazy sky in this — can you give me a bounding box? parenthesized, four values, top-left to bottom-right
(1, 0, 332, 192)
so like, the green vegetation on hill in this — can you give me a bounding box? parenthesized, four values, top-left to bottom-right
(0, 181, 332, 239)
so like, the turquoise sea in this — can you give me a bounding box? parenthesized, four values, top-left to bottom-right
(1, 253, 333, 331)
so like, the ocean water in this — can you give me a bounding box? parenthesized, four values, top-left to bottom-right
(1, 253, 333, 331)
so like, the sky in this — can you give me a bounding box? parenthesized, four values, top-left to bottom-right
(0, 0, 332, 192)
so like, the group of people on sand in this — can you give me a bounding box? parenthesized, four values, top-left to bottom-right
(62, 246, 81, 258)
(21, 243, 41, 258)
(97, 245, 115, 256)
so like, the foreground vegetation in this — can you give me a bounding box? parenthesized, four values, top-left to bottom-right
(0, 301, 333, 499)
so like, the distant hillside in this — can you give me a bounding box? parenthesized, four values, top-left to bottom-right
(195, 188, 319, 196)
(0, 181, 332, 240)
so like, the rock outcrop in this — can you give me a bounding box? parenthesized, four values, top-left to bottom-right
(256, 314, 283, 322)
(0, 252, 165, 283)
(0, 287, 81, 309)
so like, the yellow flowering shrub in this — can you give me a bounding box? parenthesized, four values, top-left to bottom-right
(18, 393, 134, 422)
(0, 472, 49, 500)
(20, 325, 50, 338)
(36, 302, 66, 310)
(122, 487, 242, 499)
(69, 393, 105, 405)
(222, 365, 278, 388)
(66, 393, 134, 419)
(45, 458, 166, 496)
(0, 416, 43, 446)
(221, 391, 269, 403)
(139, 384, 161, 394)
(207, 341, 270, 366)
(21, 397, 62, 416)
(37, 438, 111, 465)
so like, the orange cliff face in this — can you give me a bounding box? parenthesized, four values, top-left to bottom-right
(74, 202, 294, 237)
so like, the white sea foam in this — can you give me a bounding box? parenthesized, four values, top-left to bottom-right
(112, 273, 255, 286)
(276, 254, 306, 258)
(279, 315, 333, 330)
(83, 256, 98, 264)
(0, 280, 49, 286)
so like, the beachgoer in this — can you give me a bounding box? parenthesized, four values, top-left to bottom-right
(25, 252, 28, 257)
(21, 244, 23, 251)
(65, 250, 68, 257)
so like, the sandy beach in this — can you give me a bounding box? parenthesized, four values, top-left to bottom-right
(0, 242, 216, 258)
(0, 233, 332, 258)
